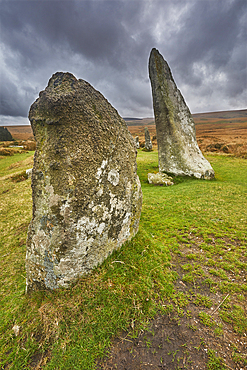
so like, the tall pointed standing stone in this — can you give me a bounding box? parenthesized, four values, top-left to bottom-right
(26, 72, 142, 291)
(149, 48, 214, 179)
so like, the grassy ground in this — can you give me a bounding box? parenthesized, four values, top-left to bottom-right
(0, 150, 246, 369)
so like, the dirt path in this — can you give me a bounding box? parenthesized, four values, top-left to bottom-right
(97, 245, 247, 370)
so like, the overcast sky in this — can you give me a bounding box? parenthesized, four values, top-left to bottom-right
(0, 0, 246, 125)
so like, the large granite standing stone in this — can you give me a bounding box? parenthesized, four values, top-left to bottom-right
(149, 48, 214, 179)
(26, 72, 142, 291)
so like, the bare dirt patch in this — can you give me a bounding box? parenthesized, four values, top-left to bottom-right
(97, 309, 243, 370)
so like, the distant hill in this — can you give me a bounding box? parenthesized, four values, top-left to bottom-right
(5, 125, 34, 141)
(124, 117, 142, 121)
(124, 109, 247, 126)
(124, 117, 154, 126)
(2, 110, 246, 139)
(192, 109, 247, 126)
(192, 109, 247, 120)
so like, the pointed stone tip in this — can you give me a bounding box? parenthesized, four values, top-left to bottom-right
(149, 48, 167, 69)
(149, 48, 171, 78)
(150, 48, 163, 58)
(150, 48, 159, 58)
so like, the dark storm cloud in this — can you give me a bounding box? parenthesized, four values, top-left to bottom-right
(167, 1, 246, 79)
(0, 1, 142, 68)
(0, 0, 246, 123)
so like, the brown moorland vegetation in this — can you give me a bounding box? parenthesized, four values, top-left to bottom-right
(3, 109, 247, 157)
(126, 109, 247, 158)
(5, 125, 34, 141)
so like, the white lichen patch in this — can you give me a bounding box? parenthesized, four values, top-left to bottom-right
(96, 159, 108, 180)
(60, 200, 72, 220)
(117, 212, 131, 246)
(76, 216, 98, 235)
(122, 212, 131, 225)
(107, 169, 119, 186)
(96, 187, 103, 197)
(97, 222, 106, 234)
(45, 185, 61, 208)
(109, 191, 127, 216)
(32, 230, 51, 256)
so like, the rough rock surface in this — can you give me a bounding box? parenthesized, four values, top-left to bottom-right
(148, 172, 174, 186)
(26, 72, 142, 291)
(144, 127, 152, 150)
(149, 48, 214, 179)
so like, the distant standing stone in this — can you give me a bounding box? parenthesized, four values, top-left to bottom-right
(26, 72, 142, 291)
(0, 127, 13, 141)
(135, 136, 140, 149)
(149, 48, 214, 179)
(145, 127, 152, 150)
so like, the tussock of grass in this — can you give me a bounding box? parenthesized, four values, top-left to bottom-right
(10, 171, 28, 183)
(194, 294, 213, 308)
(0, 150, 246, 369)
(198, 312, 216, 327)
(207, 349, 226, 370)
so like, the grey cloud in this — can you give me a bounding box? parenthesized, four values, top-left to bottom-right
(167, 1, 246, 79)
(0, 72, 31, 116)
(1, 1, 138, 68)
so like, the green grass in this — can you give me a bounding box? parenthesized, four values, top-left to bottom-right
(207, 349, 226, 370)
(0, 151, 34, 177)
(198, 312, 216, 328)
(0, 150, 246, 369)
